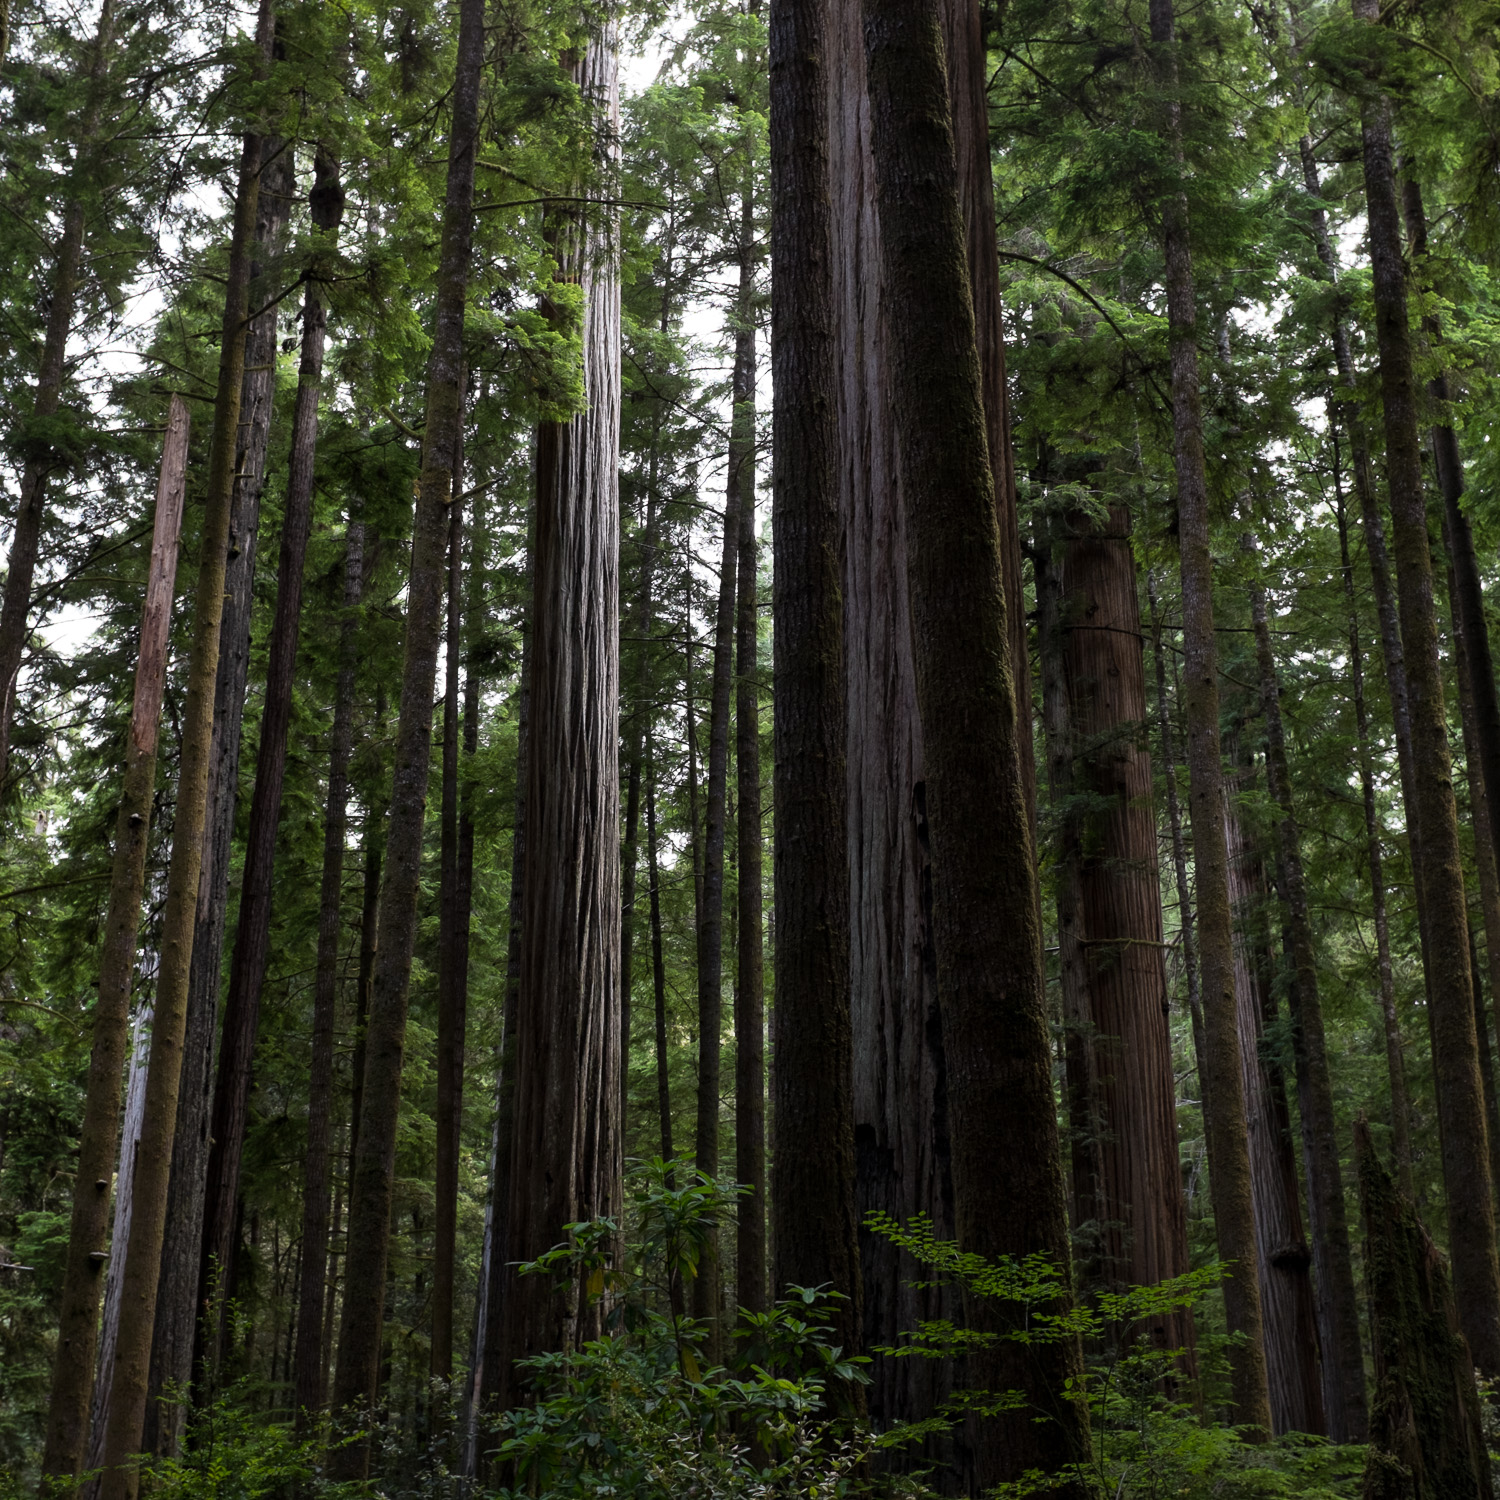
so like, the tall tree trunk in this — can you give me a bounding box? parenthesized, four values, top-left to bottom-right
(1045, 505, 1193, 1353)
(326, 0, 485, 1461)
(859, 0, 1088, 1483)
(147, 138, 296, 1448)
(96, 8, 278, 1488)
(433, 420, 468, 1385)
(692, 416, 740, 1356)
(1147, 574, 1207, 1081)
(1334, 491, 1414, 1190)
(40, 396, 189, 1481)
(0, 0, 116, 793)
(1353, 0, 1500, 1372)
(493, 26, 623, 1410)
(647, 746, 674, 1167)
(731, 221, 766, 1323)
(769, 0, 861, 1380)
(1248, 552, 1367, 1440)
(469, 609, 529, 1461)
(197, 139, 345, 1387)
(293, 512, 365, 1421)
(1147, 0, 1271, 1430)
(1225, 769, 1325, 1436)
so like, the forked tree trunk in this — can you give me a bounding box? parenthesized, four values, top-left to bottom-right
(859, 0, 1087, 1484)
(1147, 0, 1271, 1430)
(197, 138, 345, 1387)
(293, 513, 365, 1420)
(0, 0, 117, 792)
(1353, 0, 1500, 1372)
(1225, 770, 1325, 1437)
(40, 395, 189, 1481)
(326, 0, 485, 1463)
(148, 139, 295, 1446)
(493, 26, 623, 1410)
(97, 8, 278, 1489)
(769, 0, 861, 1377)
(1248, 555, 1367, 1440)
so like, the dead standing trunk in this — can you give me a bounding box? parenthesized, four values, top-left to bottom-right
(1248, 553, 1367, 1440)
(40, 396, 189, 1482)
(1146, 0, 1271, 1430)
(1353, 0, 1500, 1373)
(293, 513, 365, 1420)
(859, 0, 1088, 1483)
(326, 0, 485, 1461)
(493, 26, 623, 1408)
(197, 140, 346, 1387)
(96, 7, 278, 1489)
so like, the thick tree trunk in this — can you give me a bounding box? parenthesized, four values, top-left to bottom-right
(1147, 0, 1271, 1430)
(1356, 1119, 1494, 1500)
(97, 9, 277, 1487)
(493, 27, 622, 1410)
(0, 0, 116, 793)
(1248, 556, 1367, 1440)
(1225, 772, 1325, 1436)
(147, 139, 295, 1447)
(433, 430, 468, 1384)
(293, 514, 365, 1421)
(326, 0, 485, 1461)
(731, 236, 766, 1322)
(692, 414, 740, 1354)
(1353, 0, 1500, 1372)
(769, 0, 861, 1379)
(859, 0, 1088, 1484)
(1334, 493, 1414, 1190)
(1046, 506, 1192, 1353)
(197, 140, 345, 1387)
(40, 396, 189, 1481)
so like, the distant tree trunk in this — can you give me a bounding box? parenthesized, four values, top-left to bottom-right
(1403, 176, 1500, 906)
(494, 26, 622, 1410)
(469, 610, 529, 1458)
(326, 0, 485, 1461)
(1333, 491, 1414, 1190)
(0, 0, 116, 793)
(684, 635, 704, 930)
(1043, 505, 1192, 1353)
(1147, 574, 1207, 1080)
(731, 227, 766, 1323)
(692, 420, 740, 1357)
(197, 139, 345, 1387)
(1225, 770, 1325, 1437)
(433, 421, 468, 1384)
(1147, 0, 1271, 1430)
(40, 396, 189, 1482)
(293, 513, 365, 1421)
(770, 0, 861, 1379)
(1248, 553, 1367, 1440)
(97, 8, 278, 1487)
(1355, 1118, 1494, 1500)
(148, 139, 296, 1448)
(348, 720, 386, 1171)
(647, 747, 674, 1167)
(860, 0, 1088, 1482)
(1353, 0, 1500, 1373)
